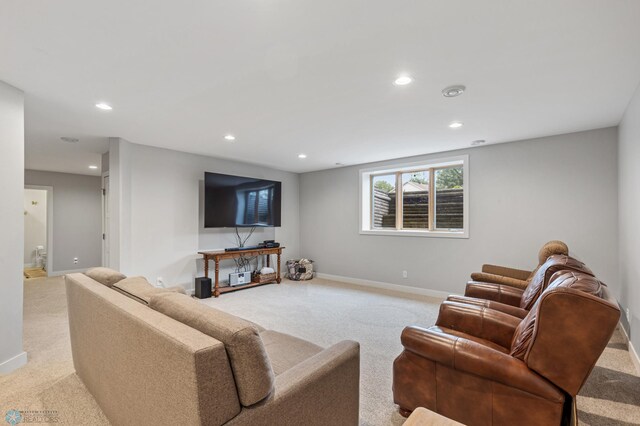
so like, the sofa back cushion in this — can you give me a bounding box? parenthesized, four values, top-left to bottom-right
(536, 240, 569, 266)
(520, 255, 593, 310)
(511, 271, 602, 360)
(85, 267, 126, 288)
(510, 271, 619, 395)
(113, 276, 185, 305)
(526, 240, 569, 280)
(149, 292, 275, 406)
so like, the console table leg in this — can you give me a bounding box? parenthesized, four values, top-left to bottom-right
(277, 252, 281, 283)
(214, 259, 220, 297)
(204, 257, 209, 278)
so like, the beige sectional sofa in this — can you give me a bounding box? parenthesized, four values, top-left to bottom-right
(65, 270, 360, 426)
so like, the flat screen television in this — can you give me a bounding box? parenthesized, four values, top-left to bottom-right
(204, 172, 282, 228)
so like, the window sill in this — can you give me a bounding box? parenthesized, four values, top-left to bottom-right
(359, 229, 469, 239)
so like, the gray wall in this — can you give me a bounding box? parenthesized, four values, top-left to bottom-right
(300, 127, 618, 296)
(109, 139, 300, 289)
(0, 81, 26, 373)
(25, 170, 102, 273)
(619, 83, 640, 351)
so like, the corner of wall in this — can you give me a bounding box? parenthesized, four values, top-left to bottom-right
(0, 80, 26, 373)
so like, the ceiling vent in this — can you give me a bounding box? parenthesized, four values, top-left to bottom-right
(442, 85, 466, 98)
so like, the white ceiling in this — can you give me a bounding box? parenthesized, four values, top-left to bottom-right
(2, 1, 640, 176)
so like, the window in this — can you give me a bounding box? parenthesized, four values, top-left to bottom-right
(360, 155, 468, 238)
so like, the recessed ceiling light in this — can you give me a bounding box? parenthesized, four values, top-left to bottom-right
(298, 154, 307, 159)
(449, 121, 463, 129)
(89, 165, 98, 169)
(60, 137, 79, 143)
(394, 76, 413, 86)
(95, 103, 112, 110)
(442, 85, 466, 98)
(224, 134, 236, 141)
(471, 139, 486, 146)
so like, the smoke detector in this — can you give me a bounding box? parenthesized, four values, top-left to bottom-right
(442, 85, 466, 98)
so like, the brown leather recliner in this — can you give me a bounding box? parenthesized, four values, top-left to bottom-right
(470, 240, 569, 290)
(392, 271, 620, 426)
(449, 254, 592, 318)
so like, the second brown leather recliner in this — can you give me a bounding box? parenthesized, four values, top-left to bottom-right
(448, 254, 593, 318)
(470, 240, 569, 290)
(392, 271, 620, 426)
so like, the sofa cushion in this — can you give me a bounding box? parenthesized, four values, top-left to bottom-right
(149, 292, 275, 407)
(113, 276, 185, 304)
(511, 271, 604, 361)
(85, 267, 126, 288)
(519, 255, 593, 310)
(536, 240, 569, 265)
(259, 330, 323, 375)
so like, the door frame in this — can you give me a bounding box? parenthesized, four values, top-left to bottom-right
(24, 185, 53, 273)
(101, 171, 110, 267)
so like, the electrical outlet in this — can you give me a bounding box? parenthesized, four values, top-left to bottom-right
(402, 270, 408, 279)
(73, 257, 78, 264)
(627, 308, 631, 322)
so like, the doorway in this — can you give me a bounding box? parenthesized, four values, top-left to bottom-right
(102, 173, 110, 267)
(24, 186, 53, 279)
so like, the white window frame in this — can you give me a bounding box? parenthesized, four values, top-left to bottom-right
(359, 155, 469, 238)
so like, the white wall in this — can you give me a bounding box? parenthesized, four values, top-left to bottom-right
(25, 170, 102, 273)
(300, 127, 619, 296)
(23, 189, 47, 267)
(109, 139, 299, 290)
(0, 80, 27, 373)
(619, 83, 640, 351)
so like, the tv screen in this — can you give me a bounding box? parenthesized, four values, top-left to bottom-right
(204, 172, 282, 228)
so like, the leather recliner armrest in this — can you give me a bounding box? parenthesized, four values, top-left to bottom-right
(470, 272, 529, 290)
(400, 326, 564, 403)
(465, 281, 524, 307)
(435, 301, 521, 349)
(480, 264, 532, 281)
(446, 295, 529, 319)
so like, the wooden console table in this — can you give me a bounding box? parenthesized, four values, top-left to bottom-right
(198, 247, 284, 297)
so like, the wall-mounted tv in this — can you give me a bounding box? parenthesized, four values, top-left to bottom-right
(204, 172, 282, 228)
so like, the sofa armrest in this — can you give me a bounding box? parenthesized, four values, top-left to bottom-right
(446, 296, 529, 319)
(227, 340, 360, 426)
(400, 326, 564, 403)
(470, 272, 529, 290)
(480, 264, 532, 281)
(465, 281, 524, 307)
(435, 301, 521, 349)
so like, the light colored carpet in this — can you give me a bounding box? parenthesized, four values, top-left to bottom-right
(1, 276, 639, 425)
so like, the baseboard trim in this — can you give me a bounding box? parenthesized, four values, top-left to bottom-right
(618, 322, 640, 376)
(631, 341, 640, 377)
(49, 268, 87, 276)
(316, 272, 451, 299)
(0, 351, 27, 374)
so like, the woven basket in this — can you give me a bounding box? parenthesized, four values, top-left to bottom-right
(252, 272, 277, 284)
